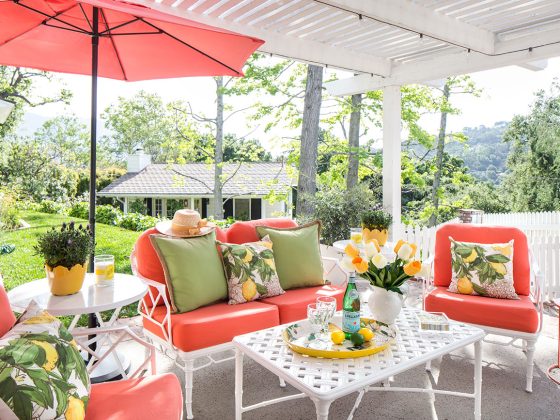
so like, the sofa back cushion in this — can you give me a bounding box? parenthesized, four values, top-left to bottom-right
(434, 223, 530, 296)
(226, 219, 297, 244)
(0, 280, 15, 338)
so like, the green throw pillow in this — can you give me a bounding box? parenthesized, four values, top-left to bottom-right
(256, 221, 324, 290)
(150, 231, 228, 313)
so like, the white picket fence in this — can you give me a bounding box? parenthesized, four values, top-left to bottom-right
(395, 212, 560, 300)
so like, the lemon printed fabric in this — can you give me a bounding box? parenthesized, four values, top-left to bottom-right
(219, 239, 285, 304)
(449, 238, 518, 299)
(0, 301, 90, 420)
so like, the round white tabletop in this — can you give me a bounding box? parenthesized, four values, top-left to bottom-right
(7, 273, 147, 316)
(332, 239, 396, 258)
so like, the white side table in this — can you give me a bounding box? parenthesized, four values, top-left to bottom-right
(7, 273, 147, 382)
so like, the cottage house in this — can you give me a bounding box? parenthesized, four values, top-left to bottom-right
(99, 150, 294, 220)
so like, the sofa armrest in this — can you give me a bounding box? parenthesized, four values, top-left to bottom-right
(131, 248, 174, 347)
(73, 325, 156, 379)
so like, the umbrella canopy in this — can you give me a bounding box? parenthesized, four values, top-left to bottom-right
(0, 0, 263, 79)
(0, 0, 263, 255)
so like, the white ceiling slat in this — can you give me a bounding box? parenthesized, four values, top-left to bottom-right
(464, 0, 560, 26)
(260, 3, 317, 30)
(286, 10, 346, 37)
(188, 0, 210, 11)
(457, 0, 538, 24)
(232, 0, 280, 24)
(265, 4, 327, 32)
(245, 0, 303, 26)
(217, 0, 256, 19)
(435, 0, 494, 15)
(296, 14, 355, 39)
(202, 0, 235, 16)
(487, 10, 560, 33)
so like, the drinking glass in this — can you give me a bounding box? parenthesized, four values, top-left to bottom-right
(307, 303, 328, 336)
(316, 296, 336, 333)
(350, 227, 363, 246)
(94, 255, 115, 287)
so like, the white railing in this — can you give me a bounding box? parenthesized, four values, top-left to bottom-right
(397, 213, 560, 301)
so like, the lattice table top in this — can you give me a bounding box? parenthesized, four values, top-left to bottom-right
(233, 307, 484, 399)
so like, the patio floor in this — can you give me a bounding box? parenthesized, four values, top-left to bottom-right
(118, 305, 559, 419)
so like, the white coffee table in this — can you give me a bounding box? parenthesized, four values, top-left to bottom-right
(233, 307, 485, 420)
(8, 273, 147, 382)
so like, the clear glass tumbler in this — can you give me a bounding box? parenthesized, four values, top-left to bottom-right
(94, 255, 115, 287)
(350, 227, 363, 246)
(316, 296, 337, 333)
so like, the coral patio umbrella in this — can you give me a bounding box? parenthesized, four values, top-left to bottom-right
(0, 0, 263, 265)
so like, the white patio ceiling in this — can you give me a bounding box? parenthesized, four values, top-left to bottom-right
(135, 0, 560, 95)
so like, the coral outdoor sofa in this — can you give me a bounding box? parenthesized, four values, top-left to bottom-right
(0, 282, 183, 420)
(132, 218, 345, 419)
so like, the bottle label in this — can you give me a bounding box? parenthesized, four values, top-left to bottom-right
(342, 310, 360, 333)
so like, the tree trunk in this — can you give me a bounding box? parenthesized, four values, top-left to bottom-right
(214, 76, 224, 220)
(296, 64, 323, 218)
(429, 82, 450, 227)
(346, 93, 362, 189)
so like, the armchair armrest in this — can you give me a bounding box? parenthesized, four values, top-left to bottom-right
(420, 255, 434, 311)
(529, 249, 545, 333)
(322, 255, 347, 287)
(73, 325, 156, 379)
(130, 248, 173, 347)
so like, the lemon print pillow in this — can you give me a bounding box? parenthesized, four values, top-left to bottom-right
(449, 238, 518, 299)
(219, 239, 285, 304)
(0, 301, 90, 420)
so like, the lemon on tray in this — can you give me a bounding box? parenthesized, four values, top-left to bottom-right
(330, 331, 345, 345)
(358, 327, 374, 341)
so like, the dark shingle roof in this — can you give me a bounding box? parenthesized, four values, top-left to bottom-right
(99, 162, 292, 197)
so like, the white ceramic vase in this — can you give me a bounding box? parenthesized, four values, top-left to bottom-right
(367, 286, 403, 325)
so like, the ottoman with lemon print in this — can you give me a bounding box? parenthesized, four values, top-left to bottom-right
(0, 301, 90, 420)
(448, 237, 518, 299)
(219, 239, 285, 304)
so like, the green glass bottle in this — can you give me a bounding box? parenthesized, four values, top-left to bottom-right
(342, 272, 361, 338)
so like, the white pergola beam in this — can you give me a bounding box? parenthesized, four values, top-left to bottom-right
(326, 40, 560, 95)
(517, 59, 548, 72)
(133, 0, 392, 76)
(382, 86, 402, 228)
(322, 0, 496, 54)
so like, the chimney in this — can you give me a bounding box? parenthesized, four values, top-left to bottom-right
(127, 148, 152, 173)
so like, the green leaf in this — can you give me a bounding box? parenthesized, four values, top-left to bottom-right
(472, 283, 488, 296)
(454, 246, 473, 257)
(12, 392, 33, 420)
(0, 376, 17, 401)
(54, 386, 68, 418)
(10, 342, 39, 366)
(255, 283, 268, 295)
(0, 363, 13, 384)
(486, 254, 510, 263)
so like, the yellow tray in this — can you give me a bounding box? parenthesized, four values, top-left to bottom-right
(282, 315, 396, 359)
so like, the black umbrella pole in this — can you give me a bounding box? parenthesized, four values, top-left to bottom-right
(88, 6, 99, 337)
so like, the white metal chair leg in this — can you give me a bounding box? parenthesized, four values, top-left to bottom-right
(185, 359, 195, 419)
(279, 377, 286, 388)
(525, 339, 536, 393)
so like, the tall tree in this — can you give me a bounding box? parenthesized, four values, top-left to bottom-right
(346, 93, 362, 189)
(296, 64, 323, 218)
(0, 66, 71, 137)
(214, 76, 225, 219)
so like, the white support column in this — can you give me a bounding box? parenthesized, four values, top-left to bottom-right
(382, 86, 402, 232)
(123, 197, 128, 214)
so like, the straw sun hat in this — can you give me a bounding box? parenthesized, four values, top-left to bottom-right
(155, 209, 215, 237)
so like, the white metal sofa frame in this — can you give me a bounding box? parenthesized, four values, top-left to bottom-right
(422, 249, 544, 393)
(131, 248, 345, 419)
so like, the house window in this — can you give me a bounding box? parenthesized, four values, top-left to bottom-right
(166, 199, 184, 218)
(234, 199, 250, 221)
(154, 199, 163, 217)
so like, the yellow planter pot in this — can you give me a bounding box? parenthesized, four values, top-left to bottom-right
(46, 263, 87, 296)
(362, 227, 389, 246)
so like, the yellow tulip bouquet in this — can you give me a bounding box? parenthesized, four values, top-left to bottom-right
(341, 239, 423, 294)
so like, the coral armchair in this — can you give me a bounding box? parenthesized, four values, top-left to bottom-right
(0, 281, 183, 420)
(424, 223, 543, 392)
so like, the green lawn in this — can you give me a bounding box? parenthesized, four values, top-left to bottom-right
(0, 211, 142, 320)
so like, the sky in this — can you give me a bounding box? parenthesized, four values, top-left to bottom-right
(24, 56, 560, 153)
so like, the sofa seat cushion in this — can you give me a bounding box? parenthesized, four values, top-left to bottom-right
(86, 374, 182, 420)
(425, 286, 539, 333)
(259, 285, 344, 324)
(143, 301, 279, 352)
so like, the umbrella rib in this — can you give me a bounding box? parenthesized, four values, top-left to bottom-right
(78, 3, 93, 32)
(139, 18, 242, 76)
(14, 1, 90, 34)
(99, 17, 142, 35)
(100, 8, 128, 81)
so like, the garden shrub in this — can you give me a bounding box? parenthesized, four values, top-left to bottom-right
(38, 200, 66, 214)
(0, 192, 20, 231)
(96, 205, 121, 225)
(68, 201, 89, 219)
(117, 213, 158, 231)
(128, 199, 148, 215)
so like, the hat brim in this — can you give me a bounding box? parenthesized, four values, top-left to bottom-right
(155, 221, 216, 238)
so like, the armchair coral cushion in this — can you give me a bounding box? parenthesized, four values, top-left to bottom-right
(142, 301, 279, 352)
(425, 287, 539, 333)
(0, 281, 15, 338)
(434, 224, 530, 296)
(86, 373, 182, 420)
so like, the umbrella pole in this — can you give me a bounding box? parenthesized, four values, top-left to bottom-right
(88, 6, 99, 335)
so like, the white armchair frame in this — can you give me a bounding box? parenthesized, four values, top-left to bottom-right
(422, 249, 544, 392)
(131, 247, 345, 419)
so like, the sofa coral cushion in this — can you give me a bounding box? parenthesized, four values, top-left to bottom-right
(0, 282, 15, 337)
(425, 287, 539, 333)
(226, 218, 297, 244)
(259, 285, 344, 324)
(143, 301, 279, 352)
(86, 373, 182, 420)
(150, 232, 228, 313)
(433, 224, 530, 296)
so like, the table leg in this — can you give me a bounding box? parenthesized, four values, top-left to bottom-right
(474, 340, 482, 420)
(235, 349, 244, 420)
(313, 399, 332, 420)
